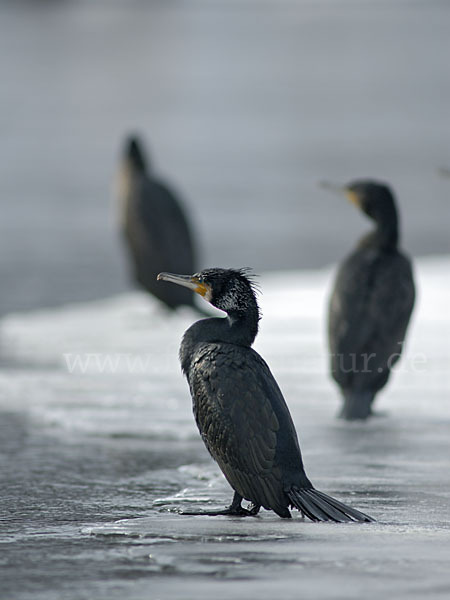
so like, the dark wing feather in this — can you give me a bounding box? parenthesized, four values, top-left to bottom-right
(329, 247, 415, 390)
(188, 343, 303, 512)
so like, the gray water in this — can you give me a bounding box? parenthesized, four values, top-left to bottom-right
(0, 0, 449, 315)
(1, 1, 450, 599)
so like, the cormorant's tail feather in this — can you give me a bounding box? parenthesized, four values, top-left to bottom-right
(340, 391, 374, 420)
(287, 487, 374, 523)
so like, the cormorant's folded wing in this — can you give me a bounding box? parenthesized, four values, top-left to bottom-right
(189, 344, 295, 511)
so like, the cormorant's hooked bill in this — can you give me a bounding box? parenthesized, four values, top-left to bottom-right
(157, 272, 211, 300)
(319, 179, 366, 208)
(319, 180, 346, 193)
(157, 267, 374, 521)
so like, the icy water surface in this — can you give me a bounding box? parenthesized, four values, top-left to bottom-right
(1, 257, 450, 599)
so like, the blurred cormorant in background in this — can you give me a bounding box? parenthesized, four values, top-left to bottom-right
(118, 135, 198, 310)
(158, 268, 374, 522)
(321, 180, 415, 420)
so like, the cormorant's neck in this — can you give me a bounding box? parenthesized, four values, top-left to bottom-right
(226, 307, 259, 347)
(377, 220, 398, 248)
(364, 208, 399, 250)
(180, 308, 259, 376)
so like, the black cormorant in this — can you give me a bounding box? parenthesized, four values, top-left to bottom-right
(157, 268, 374, 522)
(118, 135, 197, 310)
(322, 180, 415, 420)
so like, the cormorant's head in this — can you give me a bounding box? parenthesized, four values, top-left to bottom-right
(123, 134, 149, 173)
(321, 179, 397, 224)
(157, 268, 260, 316)
(345, 180, 396, 222)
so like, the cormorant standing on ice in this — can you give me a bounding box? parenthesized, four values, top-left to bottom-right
(322, 180, 415, 420)
(157, 268, 374, 522)
(118, 135, 197, 310)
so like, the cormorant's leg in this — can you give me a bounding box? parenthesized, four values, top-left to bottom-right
(229, 492, 261, 516)
(339, 391, 374, 420)
(179, 492, 260, 517)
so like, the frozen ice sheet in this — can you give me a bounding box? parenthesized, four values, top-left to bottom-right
(0, 256, 449, 600)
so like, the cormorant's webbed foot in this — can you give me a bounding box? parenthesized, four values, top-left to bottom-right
(180, 492, 260, 517)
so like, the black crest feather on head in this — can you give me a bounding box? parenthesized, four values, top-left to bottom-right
(234, 267, 261, 295)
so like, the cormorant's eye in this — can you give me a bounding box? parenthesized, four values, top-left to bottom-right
(197, 276, 204, 284)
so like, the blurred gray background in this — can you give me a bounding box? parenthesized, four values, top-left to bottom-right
(1, 0, 449, 316)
